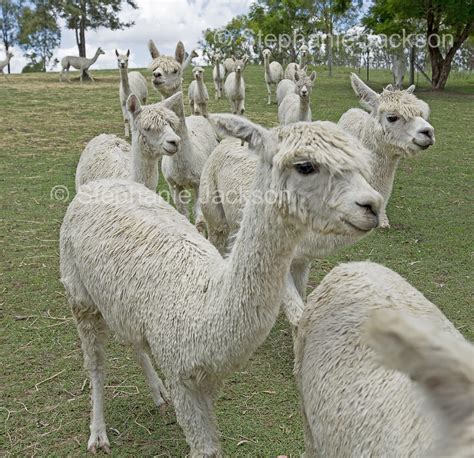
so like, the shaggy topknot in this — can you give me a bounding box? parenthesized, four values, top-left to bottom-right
(378, 89, 430, 120)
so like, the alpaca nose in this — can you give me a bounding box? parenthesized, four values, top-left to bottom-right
(419, 128, 434, 140)
(155, 72, 162, 78)
(356, 201, 377, 218)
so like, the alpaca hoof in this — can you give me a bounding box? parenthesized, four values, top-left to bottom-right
(88, 429, 110, 454)
(379, 220, 390, 229)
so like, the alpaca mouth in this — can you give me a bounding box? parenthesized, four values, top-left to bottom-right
(412, 139, 433, 150)
(342, 219, 374, 233)
(163, 145, 178, 155)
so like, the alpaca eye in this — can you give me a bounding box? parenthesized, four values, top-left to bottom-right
(294, 162, 319, 175)
(173, 69, 178, 74)
(387, 115, 399, 123)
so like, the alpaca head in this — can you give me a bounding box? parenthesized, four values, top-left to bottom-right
(211, 114, 383, 235)
(367, 309, 474, 457)
(115, 49, 130, 69)
(295, 70, 316, 99)
(262, 48, 271, 60)
(350, 73, 435, 156)
(148, 40, 184, 97)
(299, 44, 309, 58)
(234, 56, 248, 74)
(127, 92, 182, 156)
(192, 66, 204, 81)
(6, 51, 13, 58)
(96, 48, 105, 57)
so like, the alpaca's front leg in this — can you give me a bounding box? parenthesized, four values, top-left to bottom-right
(170, 183, 191, 219)
(290, 260, 311, 299)
(266, 82, 272, 105)
(193, 189, 207, 236)
(121, 105, 130, 138)
(171, 380, 221, 457)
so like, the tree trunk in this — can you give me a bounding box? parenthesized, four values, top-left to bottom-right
(5, 42, 11, 74)
(409, 46, 415, 86)
(327, 33, 333, 77)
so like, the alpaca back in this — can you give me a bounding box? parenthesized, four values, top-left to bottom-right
(295, 261, 463, 457)
(276, 79, 296, 105)
(266, 61, 283, 84)
(75, 134, 131, 191)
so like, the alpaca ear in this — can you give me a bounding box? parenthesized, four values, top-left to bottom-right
(350, 73, 379, 111)
(175, 41, 185, 65)
(406, 85, 416, 94)
(148, 39, 160, 59)
(294, 71, 300, 81)
(126, 49, 130, 57)
(127, 94, 142, 117)
(366, 309, 474, 424)
(243, 55, 248, 65)
(115, 49, 119, 57)
(385, 84, 395, 92)
(160, 91, 184, 118)
(210, 114, 276, 159)
(310, 71, 316, 82)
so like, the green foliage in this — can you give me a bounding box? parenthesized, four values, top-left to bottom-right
(0, 0, 22, 51)
(19, 0, 60, 72)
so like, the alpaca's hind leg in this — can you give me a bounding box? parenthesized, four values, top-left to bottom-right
(189, 99, 195, 115)
(134, 347, 169, 411)
(74, 308, 110, 454)
(193, 188, 207, 236)
(200, 103, 209, 118)
(290, 260, 311, 299)
(171, 379, 220, 457)
(86, 70, 95, 83)
(170, 183, 190, 219)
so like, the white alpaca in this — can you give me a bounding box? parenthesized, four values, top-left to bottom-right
(75, 93, 181, 191)
(294, 261, 473, 458)
(338, 73, 435, 228)
(276, 78, 297, 105)
(147, 40, 219, 229)
(263, 48, 284, 105)
(223, 56, 235, 74)
(278, 70, 316, 125)
(0, 51, 13, 79)
(212, 53, 225, 99)
(199, 125, 382, 323)
(59, 47, 105, 83)
(284, 44, 309, 81)
(392, 54, 407, 90)
(188, 66, 209, 117)
(60, 114, 382, 455)
(116, 49, 148, 138)
(224, 57, 247, 115)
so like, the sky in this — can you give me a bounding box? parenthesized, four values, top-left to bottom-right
(6, 0, 254, 73)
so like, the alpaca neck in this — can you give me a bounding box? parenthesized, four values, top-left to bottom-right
(300, 54, 306, 69)
(235, 71, 242, 86)
(370, 148, 400, 205)
(216, 61, 221, 79)
(130, 128, 160, 191)
(196, 78, 206, 99)
(165, 107, 194, 172)
(89, 51, 100, 65)
(120, 67, 131, 96)
(209, 164, 305, 372)
(299, 95, 310, 120)
(264, 57, 271, 77)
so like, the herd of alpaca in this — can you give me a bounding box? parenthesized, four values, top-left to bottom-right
(57, 39, 472, 457)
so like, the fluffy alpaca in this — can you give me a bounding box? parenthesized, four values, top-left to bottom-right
(75, 93, 181, 191)
(392, 54, 407, 90)
(263, 48, 284, 105)
(338, 73, 435, 227)
(223, 56, 235, 74)
(294, 261, 473, 457)
(188, 66, 209, 117)
(60, 47, 105, 83)
(284, 44, 309, 80)
(224, 57, 248, 115)
(0, 51, 13, 79)
(60, 114, 382, 455)
(116, 49, 148, 138)
(278, 70, 316, 125)
(212, 52, 225, 99)
(276, 78, 298, 106)
(199, 125, 382, 323)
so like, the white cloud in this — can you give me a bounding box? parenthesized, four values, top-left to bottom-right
(3, 0, 253, 73)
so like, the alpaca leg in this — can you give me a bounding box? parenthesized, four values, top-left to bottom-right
(79, 67, 83, 84)
(74, 309, 110, 454)
(86, 70, 95, 83)
(281, 272, 305, 327)
(214, 83, 219, 100)
(200, 103, 209, 118)
(379, 208, 390, 229)
(193, 189, 207, 235)
(170, 183, 190, 219)
(290, 260, 311, 299)
(190, 99, 195, 115)
(171, 380, 220, 457)
(134, 347, 169, 410)
(301, 402, 317, 457)
(266, 82, 272, 105)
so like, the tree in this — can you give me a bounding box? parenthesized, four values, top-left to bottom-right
(0, 0, 22, 73)
(19, 0, 60, 72)
(364, 0, 474, 90)
(53, 0, 138, 58)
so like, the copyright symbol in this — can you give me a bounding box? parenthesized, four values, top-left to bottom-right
(50, 185, 70, 202)
(214, 29, 231, 45)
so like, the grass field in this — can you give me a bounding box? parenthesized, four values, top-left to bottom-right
(1, 63, 473, 456)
